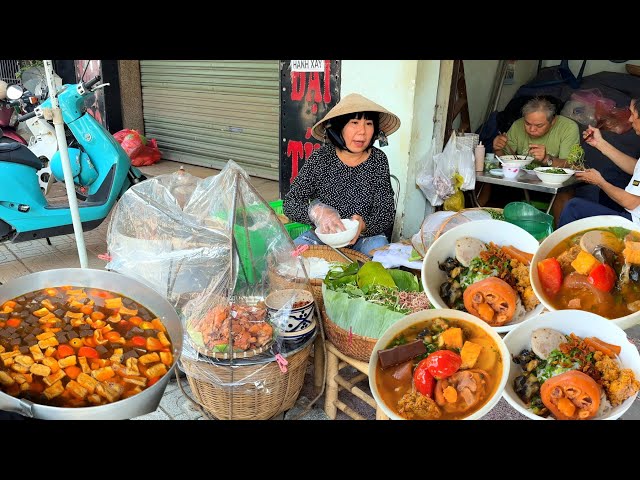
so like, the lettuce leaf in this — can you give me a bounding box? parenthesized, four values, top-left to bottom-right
(356, 261, 396, 289)
(324, 262, 360, 289)
(322, 284, 405, 338)
(388, 268, 422, 292)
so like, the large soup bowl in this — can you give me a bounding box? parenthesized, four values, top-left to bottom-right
(0, 268, 183, 420)
(530, 215, 640, 330)
(422, 219, 543, 333)
(502, 309, 640, 420)
(368, 308, 510, 420)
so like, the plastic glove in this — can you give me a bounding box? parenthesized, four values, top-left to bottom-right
(308, 201, 345, 234)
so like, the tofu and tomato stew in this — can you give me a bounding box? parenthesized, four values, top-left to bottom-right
(375, 317, 503, 419)
(0, 286, 173, 408)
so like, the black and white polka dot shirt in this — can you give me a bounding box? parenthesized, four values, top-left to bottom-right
(283, 145, 395, 237)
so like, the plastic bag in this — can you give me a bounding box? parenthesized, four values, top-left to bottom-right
(571, 88, 615, 111)
(113, 129, 162, 166)
(417, 132, 475, 206)
(561, 100, 596, 126)
(595, 102, 632, 135)
(120, 130, 145, 158)
(416, 141, 441, 206)
(106, 160, 317, 410)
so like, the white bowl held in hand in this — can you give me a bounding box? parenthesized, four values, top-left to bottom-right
(530, 215, 640, 330)
(502, 309, 640, 420)
(422, 219, 542, 333)
(534, 167, 575, 185)
(315, 219, 359, 248)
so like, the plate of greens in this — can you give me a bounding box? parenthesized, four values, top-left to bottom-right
(534, 167, 576, 185)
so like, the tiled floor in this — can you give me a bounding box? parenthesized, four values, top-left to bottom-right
(0, 159, 377, 421)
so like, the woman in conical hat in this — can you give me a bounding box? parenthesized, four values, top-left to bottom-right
(283, 93, 400, 256)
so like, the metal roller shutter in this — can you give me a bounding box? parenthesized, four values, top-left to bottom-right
(140, 60, 280, 179)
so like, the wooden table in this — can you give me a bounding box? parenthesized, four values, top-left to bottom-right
(473, 170, 582, 214)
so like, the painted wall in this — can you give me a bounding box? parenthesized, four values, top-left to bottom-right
(542, 60, 640, 77)
(340, 60, 440, 238)
(463, 60, 538, 132)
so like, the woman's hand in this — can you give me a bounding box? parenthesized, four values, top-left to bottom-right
(309, 203, 345, 234)
(349, 214, 366, 245)
(583, 125, 603, 148)
(493, 133, 508, 152)
(528, 144, 547, 162)
(575, 168, 605, 187)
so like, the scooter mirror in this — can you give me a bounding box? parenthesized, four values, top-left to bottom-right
(6, 84, 24, 101)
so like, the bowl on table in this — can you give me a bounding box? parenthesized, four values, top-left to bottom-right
(497, 155, 534, 168)
(502, 163, 521, 179)
(502, 309, 640, 420)
(533, 167, 575, 185)
(315, 219, 359, 248)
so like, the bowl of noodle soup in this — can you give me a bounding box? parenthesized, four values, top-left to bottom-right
(502, 309, 640, 420)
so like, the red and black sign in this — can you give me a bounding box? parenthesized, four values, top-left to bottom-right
(279, 60, 340, 198)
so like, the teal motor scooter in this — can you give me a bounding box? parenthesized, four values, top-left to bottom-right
(0, 75, 146, 242)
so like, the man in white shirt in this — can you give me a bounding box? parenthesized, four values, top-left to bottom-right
(558, 98, 640, 227)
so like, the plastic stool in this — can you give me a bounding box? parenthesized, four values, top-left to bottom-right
(324, 341, 388, 420)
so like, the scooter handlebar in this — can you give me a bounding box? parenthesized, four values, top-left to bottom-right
(83, 75, 102, 91)
(17, 111, 36, 122)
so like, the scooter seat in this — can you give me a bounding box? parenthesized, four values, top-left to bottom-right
(0, 142, 43, 170)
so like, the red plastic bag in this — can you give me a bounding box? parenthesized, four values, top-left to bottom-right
(595, 102, 632, 135)
(120, 131, 145, 158)
(113, 129, 161, 166)
(131, 144, 162, 166)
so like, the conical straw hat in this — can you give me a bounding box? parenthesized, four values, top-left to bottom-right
(311, 93, 401, 141)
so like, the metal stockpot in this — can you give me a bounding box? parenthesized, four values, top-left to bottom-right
(0, 268, 184, 420)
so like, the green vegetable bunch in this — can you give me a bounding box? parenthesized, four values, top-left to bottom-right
(566, 144, 586, 170)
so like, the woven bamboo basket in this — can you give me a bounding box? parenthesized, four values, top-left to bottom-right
(181, 341, 313, 420)
(414, 207, 504, 256)
(320, 304, 377, 363)
(267, 246, 370, 312)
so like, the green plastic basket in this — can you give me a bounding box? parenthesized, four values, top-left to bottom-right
(269, 200, 312, 240)
(503, 201, 554, 242)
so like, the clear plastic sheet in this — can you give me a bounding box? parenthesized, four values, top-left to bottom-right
(106, 161, 316, 396)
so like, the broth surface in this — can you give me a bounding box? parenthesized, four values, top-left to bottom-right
(0, 286, 173, 408)
(544, 227, 637, 319)
(375, 317, 503, 420)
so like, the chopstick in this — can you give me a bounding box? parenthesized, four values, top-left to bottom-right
(498, 132, 518, 157)
(583, 121, 605, 142)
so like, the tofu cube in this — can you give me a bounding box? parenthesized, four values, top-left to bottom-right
(138, 353, 160, 365)
(43, 369, 66, 386)
(77, 372, 98, 394)
(43, 381, 64, 399)
(58, 355, 77, 369)
(29, 345, 45, 361)
(30, 363, 52, 377)
(66, 380, 89, 399)
(0, 370, 15, 386)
